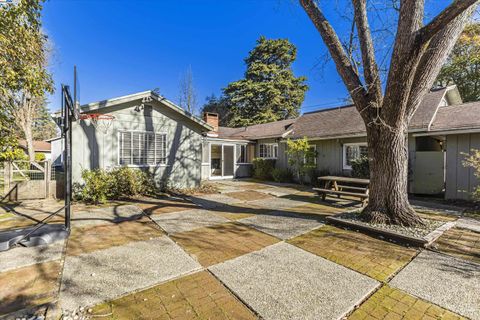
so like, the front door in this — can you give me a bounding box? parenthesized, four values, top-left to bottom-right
(210, 144, 235, 179)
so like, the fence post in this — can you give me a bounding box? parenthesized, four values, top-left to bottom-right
(45, 160, 51, 199)
(4, 162, 12, 196)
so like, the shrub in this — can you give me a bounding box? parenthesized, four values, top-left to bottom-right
(463, 149, 480, 200)
(309, 169, 330, 187)
(286, 137, 316, 184)
(77, 167, 158, 204)
(272, 168, 293, 183)
(252, 158, 275, 180)
(351, 156, 369, 179)
(35, 152, 46, 162)
(0, 147, 28, 161)
(80, 169, 114, 204)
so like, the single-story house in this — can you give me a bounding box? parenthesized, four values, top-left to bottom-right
(59, 85, 480, 200)
(18, 139, 52, 160)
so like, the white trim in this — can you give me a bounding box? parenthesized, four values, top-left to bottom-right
(413, 128, 480, 137)
(258, 143, 279, 159)
(208, 142, 236, 180)
(117, 130, 168, 166)
(342, 142, 367, 170)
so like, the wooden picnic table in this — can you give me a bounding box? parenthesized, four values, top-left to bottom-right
(314, 176, 370, 206)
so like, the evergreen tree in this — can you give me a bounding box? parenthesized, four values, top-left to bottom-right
(224, 37, 308, 127)
(200, 94, 232, 126)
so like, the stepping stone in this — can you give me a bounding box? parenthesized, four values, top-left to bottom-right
(238, 212, 323, 239)
(210, 242, 379, 320)
(189, 194, 242, 209)
(0, 241, 64, 273)
(151, 209, 229, 234)
(390, 250, 480, 320)
(59, 236, 201, 311)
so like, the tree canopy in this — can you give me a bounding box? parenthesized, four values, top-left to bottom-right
(437, 23, 480, 102)
(201, 95, 232, 126)
(224, 36, 308, 127)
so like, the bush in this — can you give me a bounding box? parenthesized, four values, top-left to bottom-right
(463, 149, 480, 200)
(80, 169, 114, 204)
(252, 158, 276, 180)
(272, 168, 293, 183)
(77, 167, 157, 204)
(309, 169, 330, 187)
(35, 152, 46, 162)
(351, 156, 369, 179)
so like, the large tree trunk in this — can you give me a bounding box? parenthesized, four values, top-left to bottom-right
(361, 122, 424, 227)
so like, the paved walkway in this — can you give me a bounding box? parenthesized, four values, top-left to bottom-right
(0, 180, 479, 319)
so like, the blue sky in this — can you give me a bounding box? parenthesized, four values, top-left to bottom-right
(42, 0, 454, 114)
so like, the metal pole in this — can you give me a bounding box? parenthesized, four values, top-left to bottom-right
(63, 85, 71, 231)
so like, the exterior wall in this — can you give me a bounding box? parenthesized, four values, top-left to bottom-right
(445, 133, 480, 200)
(72, 99, 205, 188)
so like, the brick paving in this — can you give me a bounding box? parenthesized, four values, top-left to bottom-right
(171, 222, 279, 267)
(66, 218, 163, 256)
(288, 225, 418, 282)
(0, 260, 62, 316)
(348, 285, 465, 320)
(435, 227, 480, 264)
(92, 271, 256, 320)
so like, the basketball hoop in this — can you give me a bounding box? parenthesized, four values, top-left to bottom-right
(79, 113, 115, 134)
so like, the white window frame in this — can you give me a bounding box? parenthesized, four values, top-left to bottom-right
(342, 142, 368, 170)
(304, 145, 317, 165)
(118, 130, 168, 167)
(259, 143, 278, 159)
(237, 144, 250, 164)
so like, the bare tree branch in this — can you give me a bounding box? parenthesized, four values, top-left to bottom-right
(417, 0, 479, 44)
(407, 4, 478, 118)
(299, 0, 368, 110)
(352, 0, 382, 104)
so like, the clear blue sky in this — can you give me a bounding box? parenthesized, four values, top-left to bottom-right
(42, 0, 454, 114)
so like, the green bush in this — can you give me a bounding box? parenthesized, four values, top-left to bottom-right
(77, 167, 157, 204)
(272, 168, 293, 183)
(35, 152, 46, 162)
(351, 156, 370, 179)
(80, 169, 114, 204)
(252, 158, 276, 180)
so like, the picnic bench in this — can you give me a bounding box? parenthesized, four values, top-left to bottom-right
(314, 176, 370, 206)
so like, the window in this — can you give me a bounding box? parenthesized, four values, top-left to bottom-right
(237, 145, 248, 163)
(259, 143, 278, 159)
(119, 131, 167, 165)
(305, 145, 317, 165)
(343, 143, 368, 169)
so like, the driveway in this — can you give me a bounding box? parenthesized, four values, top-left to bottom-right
(0, 180, 479, 320)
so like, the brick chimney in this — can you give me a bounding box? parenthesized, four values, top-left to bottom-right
(203, 112, 219, 132)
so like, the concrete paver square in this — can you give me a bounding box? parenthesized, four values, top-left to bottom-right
(348, 285, 465, 320)
(0, 260, 62, 316)
(0, 241, 64, 273)
(171, 222, 279, 267)
(210, 203, 260, 221)
(152, 209, 229, 234)
(435, 227, 480, 264)
(66, 218, 163, 256)
(288, 225, 418, 282)
(257, 186, 300, 197)
(225, 190, 274, 202)
(91, 271, 256, 320)
(59, 236, 201, 311)
(70, 204, 144, 227)
(134, 196, 199, 216)
(390, 250, 480, 320)
(189, 193, 243, 209)
(283, 202, 344, 217)
(248, 197, 305, 210)
(210, 242, 379, 320)
(238, 212, 323, 240)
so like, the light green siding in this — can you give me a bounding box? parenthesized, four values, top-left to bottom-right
(72, 99, 205, 188)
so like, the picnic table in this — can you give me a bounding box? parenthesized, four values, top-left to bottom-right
(314, 176, 370, 206)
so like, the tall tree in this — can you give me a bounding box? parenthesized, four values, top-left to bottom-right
(178, 66, 197, 115)
(436, 23, 480, 102)
(225, 36, 308, 127)
(300, 0, 478, 226)
(200, 94, 232, 126)
(32, 102, 57, 140)
(0, 0, 53, 161)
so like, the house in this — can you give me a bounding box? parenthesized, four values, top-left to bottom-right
(66, 85, 480, 200)
(18, 139, 52, 160)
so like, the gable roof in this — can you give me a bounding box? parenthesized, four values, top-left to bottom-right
(217, 118, 296, 140)
(18, 140, 51, 152)
(429, 101, 480, 132)
(287, 87, 455, 140)
(79, 91, 213, 131)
